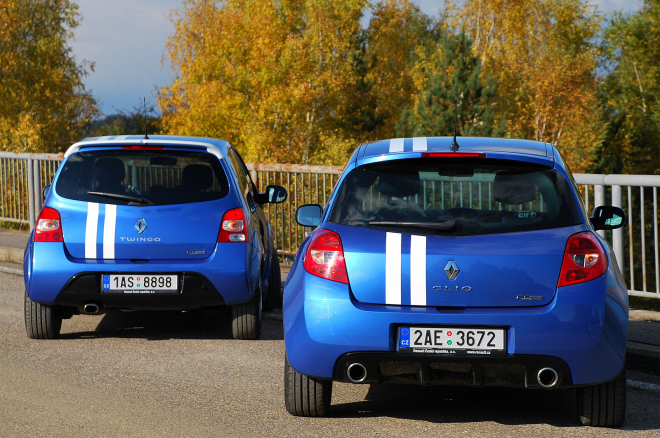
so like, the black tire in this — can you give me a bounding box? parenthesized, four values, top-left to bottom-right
(577, 368, 626, 427)
(231, 289, 261, 340)
(284, 353, 332, 417)
(263, 254, 281, 311)
(24, 292, 62, 339)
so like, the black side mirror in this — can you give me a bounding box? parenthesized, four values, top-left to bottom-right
(256, 185, 288, 204)
(590, 206, 626, 230)
(42, 184, 51, 199)
(296, 204, 323, 227)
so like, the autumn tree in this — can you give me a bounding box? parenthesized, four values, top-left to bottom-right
(446, 0, 603, 171)
(159, 0, 367, 165)
(350, 0, 437, 140)
(396, 31, 503, 138)
(0, 0, 99, 152)
(592, 0, 660, 175)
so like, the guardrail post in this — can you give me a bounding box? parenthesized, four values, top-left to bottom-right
(33, 159, 42, 214)
(611, 185, 625, 274)
(27, 155, 35, 230)
(594, 185, 606, 238)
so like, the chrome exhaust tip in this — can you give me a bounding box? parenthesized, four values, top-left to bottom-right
(537, 367, 559, 388)
(346, 363, 367, 383)
(81, 303, 102, 315)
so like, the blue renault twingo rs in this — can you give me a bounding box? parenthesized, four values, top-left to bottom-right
(284, 137, 628, 427)
(24, 135, 287, 340)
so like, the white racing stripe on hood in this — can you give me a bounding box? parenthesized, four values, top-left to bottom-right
(385, 232, 402, 305)
(410, 235, 427, 305)
(389, 138, 405, 153)
(103, 204, 117, 259)
(85, 203, 99, 258)
(412, 137, 427, 151)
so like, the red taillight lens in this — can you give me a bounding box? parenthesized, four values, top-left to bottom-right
(557, 232, 607, 287)
(218, 207, 248, 242)
(35, 207, 63, 242)
(122, 146, 164, 150)
(303, 229, 348, 284)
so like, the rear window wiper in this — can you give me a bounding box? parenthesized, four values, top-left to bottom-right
(87, 191, 154, 206)
(367, 220, 456, 231)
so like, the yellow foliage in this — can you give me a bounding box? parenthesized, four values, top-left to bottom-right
(0, 0, 99, 152)
(160, 0, 367, 164)
(447, 0, 604, 171)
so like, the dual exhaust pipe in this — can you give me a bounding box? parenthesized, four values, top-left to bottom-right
(345, 362, 559, 388)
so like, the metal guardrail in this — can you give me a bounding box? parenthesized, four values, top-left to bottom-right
(0, 151, 657, 298)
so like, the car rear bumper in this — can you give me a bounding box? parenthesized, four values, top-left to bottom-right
(283, 264, 628, 386)
(25, 241, 254, 308)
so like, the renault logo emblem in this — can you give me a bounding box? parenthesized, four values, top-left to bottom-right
(444, 260, 460, 280)
(134, 218, 148, 234)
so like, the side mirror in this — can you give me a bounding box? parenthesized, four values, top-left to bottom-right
(590, 206, 626, 230)
(257, 185, 288, 204)
(296, 204, 323, 227)
(42, 184, 51, 199)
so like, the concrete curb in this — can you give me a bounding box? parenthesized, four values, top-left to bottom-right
(0, 245, 22, 264)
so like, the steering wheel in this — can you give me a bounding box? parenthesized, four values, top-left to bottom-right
(374, 200, 428, 219)
(121, 184, 142, 195)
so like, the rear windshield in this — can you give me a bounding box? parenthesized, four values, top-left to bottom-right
(55, 149, 230, 206)
(329, 158, 583, 236)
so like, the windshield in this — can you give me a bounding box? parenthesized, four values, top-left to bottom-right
(329, 158, 583, 236)
(55, 149, 229, 206)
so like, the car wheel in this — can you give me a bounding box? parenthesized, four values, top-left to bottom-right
(231, 289, 261, 340)
(24, 291, 62, 339)
(577, 368, 626, 427)
(263, 253, 281, 311)
(284, 353, 332, 417)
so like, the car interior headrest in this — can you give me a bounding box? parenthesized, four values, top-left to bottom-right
(493, 171, 537, 205)
(378, 172, 421, 198)
(183, 164, 214, 190)
(94, 158, 125, 185)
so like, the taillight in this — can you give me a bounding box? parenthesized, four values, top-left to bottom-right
(218, 207, 248, 242)
(35, 207, 63, 242)
(303, 229, 348, 284)
(557, 232, 607, 287)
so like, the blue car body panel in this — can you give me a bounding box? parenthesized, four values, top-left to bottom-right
(26, 135, 278, 310)
(284, 137, 628, 387)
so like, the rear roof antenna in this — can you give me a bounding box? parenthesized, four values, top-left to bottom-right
(143, 97, 149, 140)
(450, 95, 459, 151)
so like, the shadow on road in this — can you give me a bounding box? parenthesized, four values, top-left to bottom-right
(330, 383, 660, 431)
(58, 308, 284, 341)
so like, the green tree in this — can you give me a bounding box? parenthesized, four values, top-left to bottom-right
(87, 105, 161, 138)
(0, 0, 99, 152)
(396, 31, 503, 138)
(592, 0, 660, 175)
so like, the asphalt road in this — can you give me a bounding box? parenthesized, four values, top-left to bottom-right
(1, 271, 659, 437)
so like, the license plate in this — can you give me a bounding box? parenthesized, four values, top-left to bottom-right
(101, 274, 178, 294)
(398, 326, 506, 355)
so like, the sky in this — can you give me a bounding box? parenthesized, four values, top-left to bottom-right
(68, 0, 644, 117)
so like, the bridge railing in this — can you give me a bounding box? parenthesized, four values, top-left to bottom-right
(0, 151, 657, 298)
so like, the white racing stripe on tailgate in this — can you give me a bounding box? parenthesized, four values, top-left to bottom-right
(385, 232, 402, 305)
(410, 235, 426, 306)
(389, 138, 405, 153)
(103, 204, 117, 259)
(85, 203, 99, 258)
(412, 137, 427, 151)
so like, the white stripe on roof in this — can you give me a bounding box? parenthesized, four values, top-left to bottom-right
(389, 138, 405, 153)
(412, 137, 427, 151)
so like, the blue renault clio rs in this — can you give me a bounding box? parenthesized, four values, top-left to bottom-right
(284, 137, 628, 427)
(24, 135, 287, 340)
